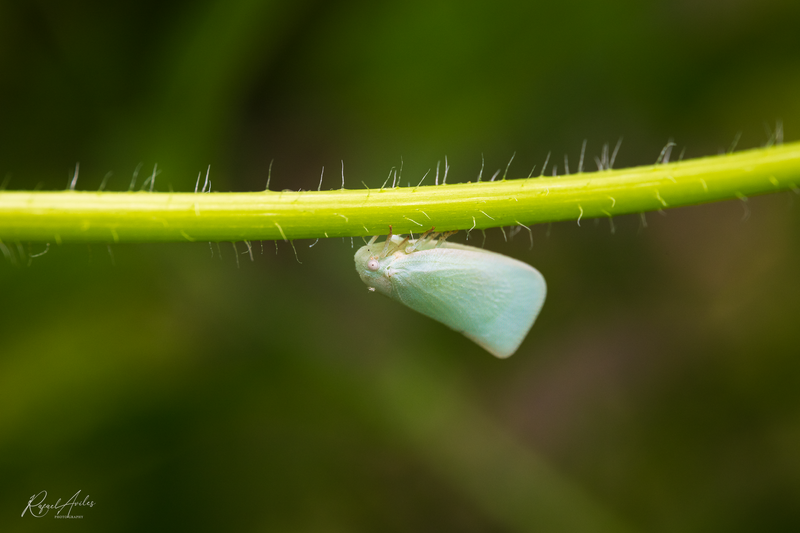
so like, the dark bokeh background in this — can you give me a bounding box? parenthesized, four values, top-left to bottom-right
(2, 1, 800, 531)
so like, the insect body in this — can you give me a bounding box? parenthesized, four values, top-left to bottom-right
(354, 229, 546, 358)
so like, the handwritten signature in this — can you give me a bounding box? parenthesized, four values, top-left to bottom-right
(21, 490, 95, 518)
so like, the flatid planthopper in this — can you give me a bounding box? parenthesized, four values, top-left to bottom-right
(354, 227, 546, 358)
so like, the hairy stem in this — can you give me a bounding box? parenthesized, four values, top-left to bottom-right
(1, 143, 799, 243)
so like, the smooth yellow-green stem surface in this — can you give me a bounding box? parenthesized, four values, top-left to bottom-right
(1, 143, 799, 243)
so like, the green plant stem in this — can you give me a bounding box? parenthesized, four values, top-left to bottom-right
(1, 143, 799, 243)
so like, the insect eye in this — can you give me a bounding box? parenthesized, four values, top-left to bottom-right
(367, 258, 380, 271)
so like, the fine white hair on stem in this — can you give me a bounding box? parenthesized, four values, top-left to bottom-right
(68, 162, 79, 191)
(563, 154, 570, 175)
(140, 163, 159, 192)
(341, 160, 345, 189)
(195, 172, 202, 193)
(490, 169, 501, 182)
(274, 222, 288, 242)
(662, 143, 675, 164)
(598, 143, 609, 170)
(728, 131, 742, 154)
(577, 205, 583, 227)
(148, 164, 159, 191)
(443, 156, 449, 184)
(309, 238, 319, 248)
(610, 138, 623, 169)
(435, 161, 440, 186)
(578, 139, 587, 173)
(232, 242, 240, 268)
(764, 120, 783, 147)
(129, 162, 143, 191)
(539, 151, 551, 176)
(381, 167, 395, 189)
(416, 169, 430, 188)
(29, 242, 51, 259)
(99, 171, 112, 192)
(398, 156, 403, 185)
(15, 242, 26, 265)
(318, 166, 324, 191)
(502, 152, 516, 181)
(735, 192, 750, 221)
(266, 159, 274, 190)
(601, 210, 615, 234)
(478, 153, 484, 182)
(244, 240, 254, 261)
(202, 165, 210, 193)
(515, 220, 533, 249)
(466, 216, 476, 240)
(499, 226, 507, 242)
(656, 140, 676, 164)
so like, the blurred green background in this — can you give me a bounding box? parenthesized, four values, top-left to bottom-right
(2, 0, 800, 531)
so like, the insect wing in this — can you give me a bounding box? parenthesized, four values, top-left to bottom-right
(387, 245, 546, 358)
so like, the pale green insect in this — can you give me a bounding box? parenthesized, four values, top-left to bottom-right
(354, 228, 546, 358)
